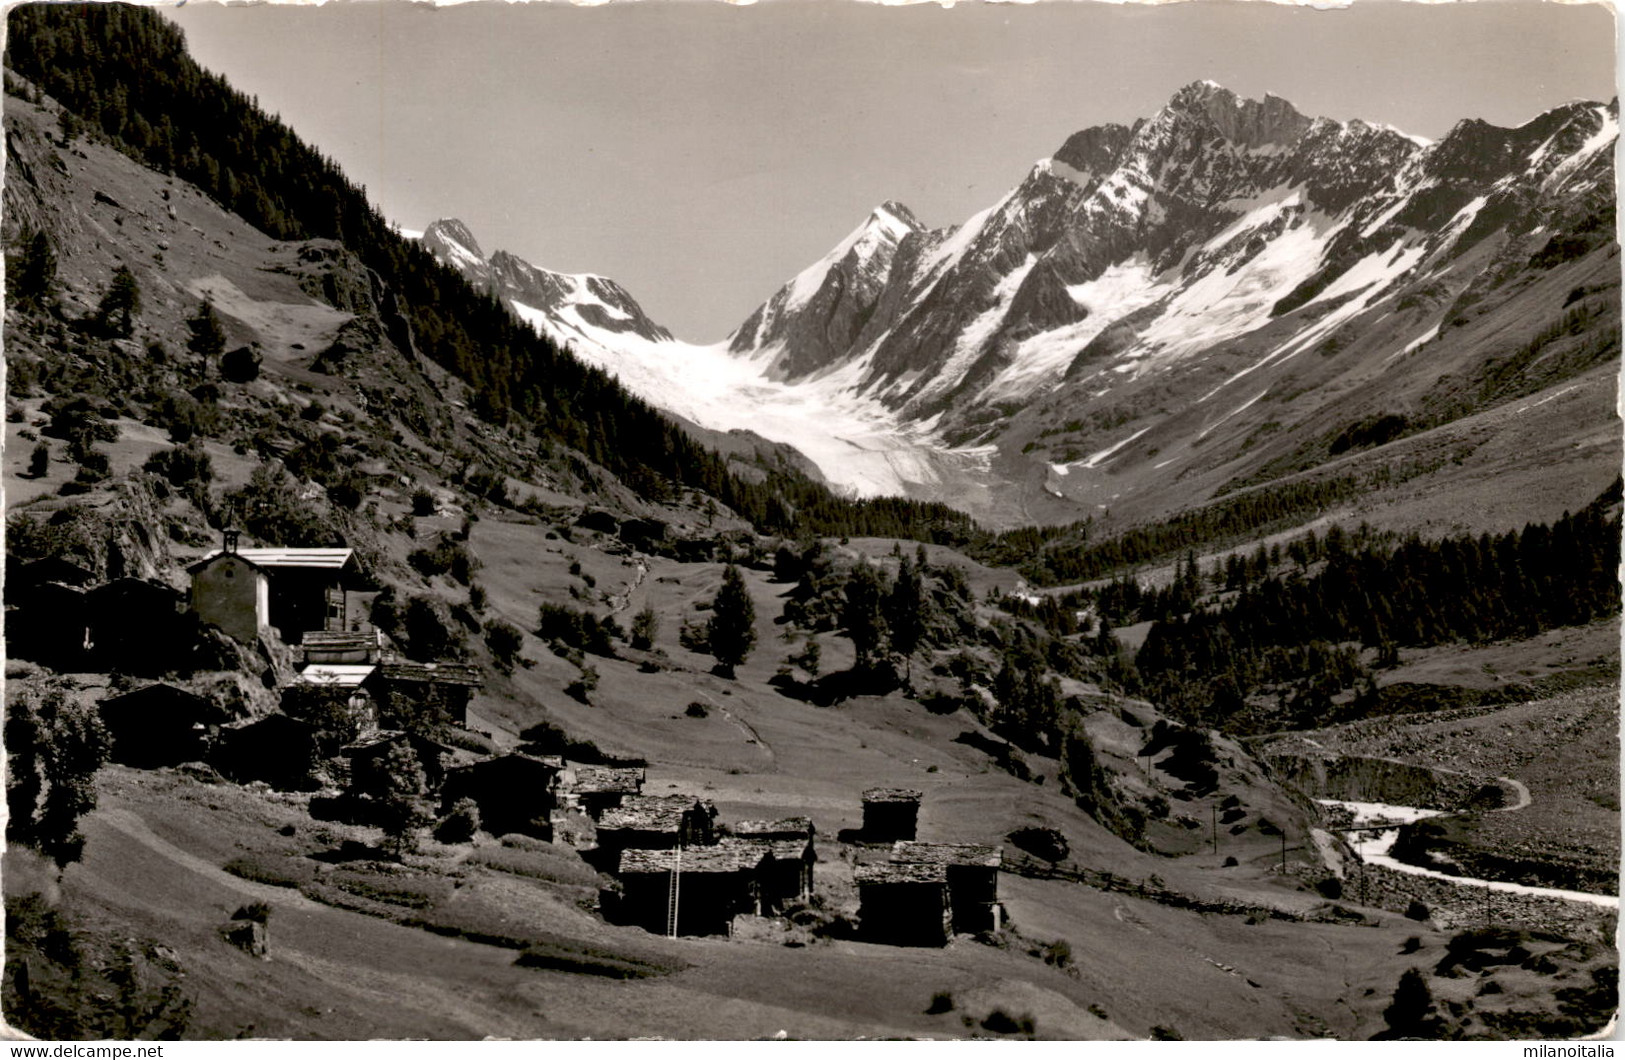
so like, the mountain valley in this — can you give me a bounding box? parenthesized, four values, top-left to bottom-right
(0, 5, 1617, 1044)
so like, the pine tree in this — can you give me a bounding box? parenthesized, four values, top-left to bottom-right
(95, 265, 141, 338)
(842, 562, 889, 669)
(707, 564, 756, 678)
(1381, 968, 1441, 1039)
(373, 743, 430, 856)
(885, 555, 925, 682)
(186, 297, 226, 366)
(11, 228, 57, 310)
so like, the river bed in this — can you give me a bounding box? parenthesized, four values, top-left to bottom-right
(1317, 798, 1619, 911)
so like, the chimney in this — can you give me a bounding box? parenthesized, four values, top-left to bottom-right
(223, 528, 240, 554)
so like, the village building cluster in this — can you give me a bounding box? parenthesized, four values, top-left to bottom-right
(14, 531, 1005, 948)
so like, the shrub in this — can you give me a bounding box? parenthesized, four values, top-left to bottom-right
(685, 701, 709, 719)
(926, 991, 955, 1015)
(1008, 826, 1069, 864)
(484, 619, 526, 674)
(537, 603, 617, 657)
(566, 665, 600, 705)
(434, 798, 481, 844)
(27, 442, 49, 478)
(144, 442, 214, 500)
(1405, 900, 1431, 922)
(980, 1009, 1034, 1036)
(1042, 938, 1073, 969)
(411, 488, 437, 516)
(231, 901, 272, 924)
(629, 607, 659, 650)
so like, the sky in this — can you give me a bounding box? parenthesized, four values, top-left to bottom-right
(163, 0, 1618, 342)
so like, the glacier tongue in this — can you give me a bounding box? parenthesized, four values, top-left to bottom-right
(510, 300, 991, 499)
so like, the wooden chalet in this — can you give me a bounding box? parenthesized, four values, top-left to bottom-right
(188, 529, 363, 645)
(855, 861, 951, 947)
(612, 840, 772, 937)
(440, 753, 564, 838)
(891, 841, 1003, 934)
(99, 683, 231, 768)
(861, 788, 922, 842)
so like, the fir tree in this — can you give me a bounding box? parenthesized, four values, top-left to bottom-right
(186, 297, 226, 367)
(707, 564, 756, 678)
(1380, 968, 1441, 1039)
(94, 265, 141, 338)
(11, 228, 57, 311)
(885, 554, 925, 682)
(842, 562, 889, 669)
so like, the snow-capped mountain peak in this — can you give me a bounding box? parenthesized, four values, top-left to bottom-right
(417, 83, 1616, 519)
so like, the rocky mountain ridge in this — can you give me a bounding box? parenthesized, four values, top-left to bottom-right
(421, 82, 1619, 530)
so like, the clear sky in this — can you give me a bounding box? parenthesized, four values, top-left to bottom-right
(163, 0, 1617, 341)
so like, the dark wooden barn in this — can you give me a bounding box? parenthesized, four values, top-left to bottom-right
(341, 729, 452, 796)
(99, 683, 231, 768)
(439, 753, 564, 838)
(855, 861, 951, 947)
(368, 660, 483, 730)
(5, 581, 90, 670)
(209, 714, 322, 791)
(612, 841, 772, 937)
(891, 841, 1003, 934)
(737, 837, 816, 908)
(8, 556, 96, 605)
(861, 788, 922, 843)
(85, 578, 187, 675)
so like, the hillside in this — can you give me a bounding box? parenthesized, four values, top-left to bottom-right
(1, 3, 1616, 1044)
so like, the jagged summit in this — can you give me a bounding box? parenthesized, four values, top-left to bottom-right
(421, 218, 672, 345)
(421, 218, 487, 272)
(1161, 80, 1314, 149)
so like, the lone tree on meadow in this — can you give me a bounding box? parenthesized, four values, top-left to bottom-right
(707, 564, 756, 678)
